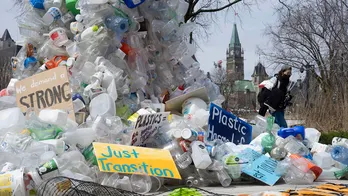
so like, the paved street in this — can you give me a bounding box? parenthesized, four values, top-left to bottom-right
(155, 180, 348, 195)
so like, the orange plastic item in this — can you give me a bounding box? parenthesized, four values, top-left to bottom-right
(26, 43, 35, 57)
(45, 56, 69, 70)
(120, 42, 132, 55)
(290, 154, 323, 180)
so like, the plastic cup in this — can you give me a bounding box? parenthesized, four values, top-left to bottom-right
(130, 173, 152, 193)
(48, 28, 69, 47)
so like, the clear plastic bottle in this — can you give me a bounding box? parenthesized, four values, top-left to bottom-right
(261, 116, 276, 153)
(222, 154, 242, 180)
(62, 128, 97, 147)
(331, 145, 348, 165)
(216, 169, 232, 187)
(29, 151, 85, 186)
(162, 140, 192, 169)
(0, 133, 54, 155)
(281, 136, 309, 156)
(175, 152, 192, 169)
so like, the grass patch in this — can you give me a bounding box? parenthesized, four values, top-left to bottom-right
(319, 131, 348, 145)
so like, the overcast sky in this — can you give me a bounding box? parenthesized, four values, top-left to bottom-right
(0, 0, 302, 80)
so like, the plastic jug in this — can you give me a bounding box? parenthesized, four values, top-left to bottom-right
(182, 97, 207, 116)
(278, 126, 305, 140)
(190, 141, 212, 169)
(0, 107, 25, 136)
(62, 128, 97, 147)
(304, 128, 321, 147)
(89, 93, 116, 119)
(38, 109, 68, 127)
(313, 152, 334, 169)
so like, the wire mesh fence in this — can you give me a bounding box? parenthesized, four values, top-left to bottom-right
(36, 176, 348, 196)
(36, 176, 235, 196)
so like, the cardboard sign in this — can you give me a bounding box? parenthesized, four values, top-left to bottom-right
(207, 103, 252, 144)
(15, 67, 75, 120)
(241, 148, 280, 186)
(131, 112, 170, 147)
(93, 142, 181, 179)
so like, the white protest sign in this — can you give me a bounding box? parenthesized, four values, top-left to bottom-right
(131, 112, 170, 147)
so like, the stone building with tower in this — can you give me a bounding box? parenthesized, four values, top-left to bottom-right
(225, 24, 269, 111)
(0, 29, 20, 89)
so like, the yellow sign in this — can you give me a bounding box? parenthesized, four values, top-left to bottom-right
(15, 67, 75, 120)
(93, 142, 181, 179)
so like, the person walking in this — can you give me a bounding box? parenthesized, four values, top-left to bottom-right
(258, 65, 293, 128)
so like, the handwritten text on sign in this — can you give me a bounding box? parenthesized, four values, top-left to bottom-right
(208, 103, 252, 144)
(15, 67, 75, 120)
(241, 148, 280, 186)
(93, 142, 181, 179)
(131, 112, 169, 146)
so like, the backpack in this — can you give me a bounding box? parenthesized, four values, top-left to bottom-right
(257, 78, 278, 105)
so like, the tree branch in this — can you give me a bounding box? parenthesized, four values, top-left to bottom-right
(189, 0, 242, 20)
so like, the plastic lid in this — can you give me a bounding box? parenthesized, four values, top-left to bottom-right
(172, 129, 182, 139)
(75, 14, 83, 22)
(66, 58, 75, 68)
(181, 128, 192, 139)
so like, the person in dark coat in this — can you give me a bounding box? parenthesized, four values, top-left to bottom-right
(258, 65, 293, 128)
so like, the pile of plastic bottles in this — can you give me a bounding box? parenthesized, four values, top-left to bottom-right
(1, 0, 348, 195)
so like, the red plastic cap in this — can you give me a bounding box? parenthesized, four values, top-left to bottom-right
(310, 165, 323, 180)
(120, 42, 132, 55)
(178, 85, 184, 91)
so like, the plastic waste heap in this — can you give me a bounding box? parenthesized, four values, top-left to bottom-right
(0, 0, 348, 195)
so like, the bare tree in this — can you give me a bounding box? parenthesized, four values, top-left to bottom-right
(210, 67, 235, 109)
(183, 0, 252, 42)
(260, 0, 348, 131)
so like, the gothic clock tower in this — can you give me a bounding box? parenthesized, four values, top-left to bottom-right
(226, 23, 244, 80)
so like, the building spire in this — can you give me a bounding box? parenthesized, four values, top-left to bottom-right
(1, 29, 12, 41)
(229, 23, 241, 48)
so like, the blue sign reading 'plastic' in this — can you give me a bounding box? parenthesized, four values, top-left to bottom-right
(207, 103, 252, 144)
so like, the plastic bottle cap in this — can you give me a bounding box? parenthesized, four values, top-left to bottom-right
(75, 14, 83, 22)
(310, 165, 323, 180)
(178, 85, 184, 91)
(92, 25, 99, 32)
(181, 128, 192, 139)
(172, 129, 182, 139)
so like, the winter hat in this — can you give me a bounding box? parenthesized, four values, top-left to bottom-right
(281, 65, 292, 71)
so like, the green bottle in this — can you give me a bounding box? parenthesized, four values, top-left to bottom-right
(29, 127, 63, 141)
(66, 0, 80, 15)
(82, 144, 98, 166)
(261, 116, 276, 154)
